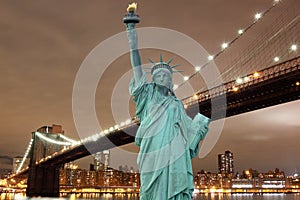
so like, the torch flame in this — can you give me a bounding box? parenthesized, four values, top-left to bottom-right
(127, 2, 137, 12)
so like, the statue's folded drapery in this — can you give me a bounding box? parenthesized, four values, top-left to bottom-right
(130, 73, 210, 200)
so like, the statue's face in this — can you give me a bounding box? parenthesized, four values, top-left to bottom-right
(152, 69, 172, 88)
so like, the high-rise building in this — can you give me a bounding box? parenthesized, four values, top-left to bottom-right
(218, 150, 234, 175)
(94, 150, 110, 171)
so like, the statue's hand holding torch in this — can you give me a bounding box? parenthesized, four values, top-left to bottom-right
(123, 2, 140, 29)
(123, 2, 140, 49)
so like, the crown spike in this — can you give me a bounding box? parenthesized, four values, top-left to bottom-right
(147, 58, 156, 64)
(171, 64, 181, 68)
(167, 57, 174, 65)
(160, 54, 163, 63)
(173, 70, 184, 73)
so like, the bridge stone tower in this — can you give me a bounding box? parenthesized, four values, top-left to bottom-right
(26, 125, 64, 197)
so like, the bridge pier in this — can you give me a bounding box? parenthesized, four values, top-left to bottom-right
(26, 165, 61, 197)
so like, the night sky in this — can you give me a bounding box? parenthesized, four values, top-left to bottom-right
(0, 0, 299, 176)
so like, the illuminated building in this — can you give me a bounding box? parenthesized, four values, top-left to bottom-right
(94, 150, 110, 171)
(59, 162, 140, 188)
(218, 150, 234, 176)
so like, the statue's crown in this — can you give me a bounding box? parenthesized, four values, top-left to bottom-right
(148, 55, 182, 75)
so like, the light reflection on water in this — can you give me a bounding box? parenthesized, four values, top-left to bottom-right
(1, 193, 300, 200)
(0, 193, 139, 200)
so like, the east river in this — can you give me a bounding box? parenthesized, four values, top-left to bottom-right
(1, 193, 300, 200)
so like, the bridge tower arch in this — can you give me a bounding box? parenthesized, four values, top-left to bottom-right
(26, 125, 65, 197)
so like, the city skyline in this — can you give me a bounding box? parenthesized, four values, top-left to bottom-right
(0, 0, 299, 177)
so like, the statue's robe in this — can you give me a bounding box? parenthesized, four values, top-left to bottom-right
(130, 73, 210, 200)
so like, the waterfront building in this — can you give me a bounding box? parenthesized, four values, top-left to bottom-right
(0, 168, 12, 179)
(59, 163, 140, 188)
(231, 178, 256, 188)
(93, 150, 110, 171)
(286, 174, 300, 189)
(194, 170, 221, 188)
(218, 150, 234, 177)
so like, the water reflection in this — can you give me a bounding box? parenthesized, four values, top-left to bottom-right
(1, 193, 300, 200)
(0, 193, 139, 200)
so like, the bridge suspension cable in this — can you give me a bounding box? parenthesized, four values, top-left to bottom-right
(16, 139, 34, 174)
(58, 133, 78, 144)
(35, 132, 77, 146)
(174, 0, 283, 90)
(174, 0, 299, 95)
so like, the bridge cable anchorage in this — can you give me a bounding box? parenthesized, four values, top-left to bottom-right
(174, 0, 290, 92)
(35, 132, 75, 146)
(16, 139, 34, 174)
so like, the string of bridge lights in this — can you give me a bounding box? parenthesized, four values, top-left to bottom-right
(14, 133, 81, 174)
(59, 133, 78, 144)
(80, 0, 299, 143)
(16, 139, 34, 174)
(15, 1, 298, 170)
(35, 132, 78, 146)
(173, 0, 298, 90)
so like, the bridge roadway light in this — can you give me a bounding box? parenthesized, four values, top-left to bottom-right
(236, 78, 243, 84)
(274, 57, 280, 62)
(208, 55, 214, 60)
(183, 76, 189, 81)
(193, 94, 198, 100)
(253, 72, 260, 78)
(244, 76, 250, 82)
(238, 29, 244, 35)
(232, 86, 239, 92)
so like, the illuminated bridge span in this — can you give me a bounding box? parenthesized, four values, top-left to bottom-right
(6, 0, 300, 197)
(9, 56, 300, 197)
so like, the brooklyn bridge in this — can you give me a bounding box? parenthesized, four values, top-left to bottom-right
(2, 0, 300, 197)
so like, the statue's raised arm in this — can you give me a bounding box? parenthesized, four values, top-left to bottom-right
(123, 3, 143, 82)
(123, 3, 210, 200)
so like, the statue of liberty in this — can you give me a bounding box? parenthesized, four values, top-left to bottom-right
(124, 3, 210, 200)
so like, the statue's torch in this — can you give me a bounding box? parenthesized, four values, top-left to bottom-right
(123, 2, 140, 24)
